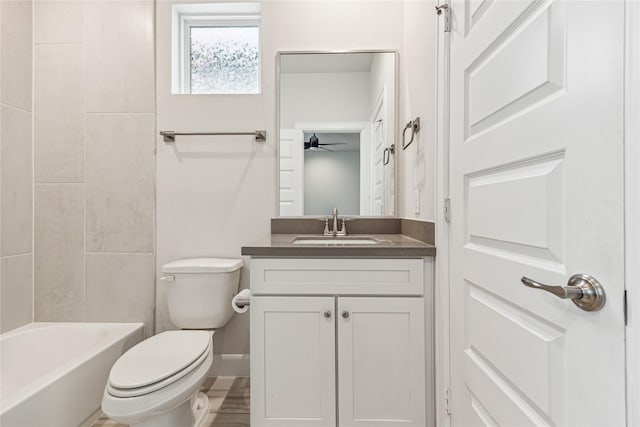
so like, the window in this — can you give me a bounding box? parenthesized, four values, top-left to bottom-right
(172, 3, 261, 94)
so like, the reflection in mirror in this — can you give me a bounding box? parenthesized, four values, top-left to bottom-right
(278, 51, 397, 217)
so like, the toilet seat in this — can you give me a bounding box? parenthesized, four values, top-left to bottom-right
(102, 346, 213, 424)
(107, 331, 212, 398)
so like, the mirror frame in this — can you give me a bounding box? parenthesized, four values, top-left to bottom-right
(275, 49, 400, 218)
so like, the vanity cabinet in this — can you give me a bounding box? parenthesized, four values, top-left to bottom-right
(250, 258, 431, 427)
(251, 296, 336, 427)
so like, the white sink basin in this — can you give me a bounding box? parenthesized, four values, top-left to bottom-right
(292, 236, 380, 245)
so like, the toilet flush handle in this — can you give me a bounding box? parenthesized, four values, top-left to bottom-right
(160, 275, 175, 282)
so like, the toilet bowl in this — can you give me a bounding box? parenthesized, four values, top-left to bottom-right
(102, 258, 243, 427)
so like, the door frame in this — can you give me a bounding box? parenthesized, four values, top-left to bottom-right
(294, 121, 371, 215)
(434, 1, 451, 426)
(625, 1, 640, 425)
(435, 1, 637, 425)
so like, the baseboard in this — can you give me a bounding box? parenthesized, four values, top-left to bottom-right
(209, 353, 250, 377)
(77, 408, 102, 427)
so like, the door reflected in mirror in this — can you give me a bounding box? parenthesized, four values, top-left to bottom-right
(278, 51, 397, 216)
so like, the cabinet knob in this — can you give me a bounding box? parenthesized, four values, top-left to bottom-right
(342, 310, 350, 319)
(324, 310, 332, 319)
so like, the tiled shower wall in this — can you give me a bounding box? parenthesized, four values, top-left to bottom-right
(33, 1, 156, 335)
(0, 0, 34, 333)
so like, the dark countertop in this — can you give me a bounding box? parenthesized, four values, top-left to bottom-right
(241, 234, 436, 257)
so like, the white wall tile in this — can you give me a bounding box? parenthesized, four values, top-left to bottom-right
(34, 184, 85, 321)
(0, 254, 33, 333)
(1, 109, 3, 251)
(86, 253, 154, 336)
(85, 1, 154, 113)
(34, 44, 84, 183)
(1, 106, 33, 256)
(34, 0, 83, 44)
(0, 0, 33, 111)
(85, 114, 155, 252)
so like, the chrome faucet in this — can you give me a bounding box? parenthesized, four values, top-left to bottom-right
(323, 208, 348, 237)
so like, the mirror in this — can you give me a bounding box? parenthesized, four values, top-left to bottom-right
(277, 51, 397, 216)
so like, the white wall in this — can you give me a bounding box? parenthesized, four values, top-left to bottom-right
(304, 150, 360, 216)
(399, 0, 438, 220)
(0, 0, 437, 354)
(156, 0, 406, 374)
(370, 54, 396, 119)
(280, 72, 370, 128)
(0, 0, 34, 333)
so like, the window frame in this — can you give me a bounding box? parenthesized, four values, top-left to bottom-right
(179, 13, 261, 94)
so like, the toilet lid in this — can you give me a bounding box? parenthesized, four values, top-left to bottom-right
(162, 258, 243, 274)
(109, 331, 211, 390)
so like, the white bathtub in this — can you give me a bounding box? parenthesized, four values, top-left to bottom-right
(0, 322, 144, 427)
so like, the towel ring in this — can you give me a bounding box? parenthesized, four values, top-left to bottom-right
(402, 117, 421, 150)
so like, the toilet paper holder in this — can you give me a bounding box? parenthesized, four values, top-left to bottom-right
(234, 296, 250, 308)
(232, 289, 251, 313)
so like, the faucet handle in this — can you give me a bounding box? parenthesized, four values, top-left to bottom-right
(338, 218, 349, 236)
(323, 218, 331, 236)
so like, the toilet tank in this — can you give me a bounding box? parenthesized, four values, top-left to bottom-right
(162, 258, 243, 329)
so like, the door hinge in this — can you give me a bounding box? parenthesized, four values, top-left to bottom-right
(444, 197, 451, 223)
(436, 4, 451, 32)
(624, 290, 628, 326)
(445, 388, 452, 415)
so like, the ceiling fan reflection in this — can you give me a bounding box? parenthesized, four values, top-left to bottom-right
(303, 133, 349, 151)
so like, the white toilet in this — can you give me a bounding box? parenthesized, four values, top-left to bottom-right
(102, 258, 243, 427)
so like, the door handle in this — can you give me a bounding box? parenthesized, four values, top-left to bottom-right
(520, 274, 606, 311)
(383, 144, 395, 165)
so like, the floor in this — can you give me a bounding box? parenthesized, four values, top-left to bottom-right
(92, 376, 250, 427)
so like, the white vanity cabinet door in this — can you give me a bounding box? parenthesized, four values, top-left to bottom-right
(337, 297, 426, 427)
(250, 296, 336, 427)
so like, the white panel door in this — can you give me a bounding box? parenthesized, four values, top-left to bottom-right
(449, 1, 626, 426)
(251, 296, 336, 427)
(371, 114, 385, 215)
(337, 297, 426, 426)
(279, 129, 303, 215)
